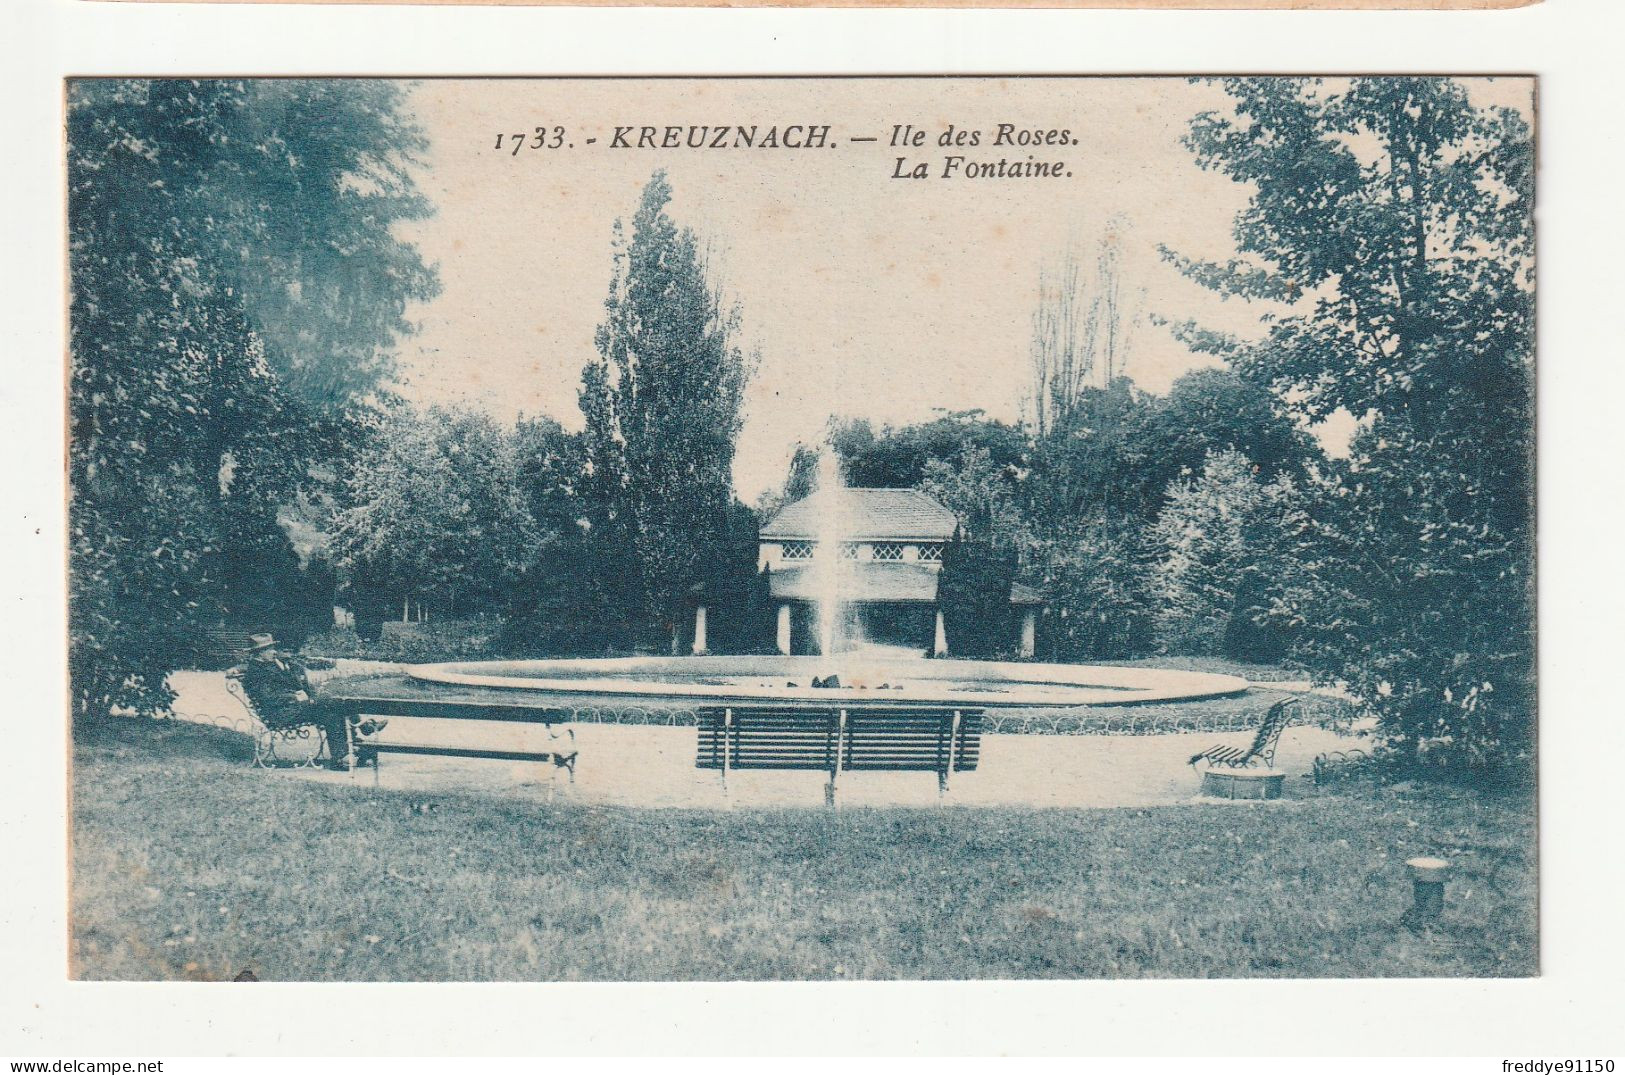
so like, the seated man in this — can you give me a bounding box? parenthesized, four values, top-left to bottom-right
(230, 634, 380, 770)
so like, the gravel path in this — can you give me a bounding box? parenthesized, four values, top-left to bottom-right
(168, 670, 1358, 810)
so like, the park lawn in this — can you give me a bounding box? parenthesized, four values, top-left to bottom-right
(72, 718, 1536, 981)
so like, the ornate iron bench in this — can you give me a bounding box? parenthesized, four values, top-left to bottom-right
(225, 674, 332, 769)
(695, 705, 982, 805)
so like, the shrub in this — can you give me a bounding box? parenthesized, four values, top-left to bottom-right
(936, 528, 1017, 659)
(1033, 520, 1155, 661)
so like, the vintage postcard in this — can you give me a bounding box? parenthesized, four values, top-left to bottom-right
(67, 75, 1536, 982)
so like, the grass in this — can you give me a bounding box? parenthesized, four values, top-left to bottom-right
(72, 718, 1536, 981)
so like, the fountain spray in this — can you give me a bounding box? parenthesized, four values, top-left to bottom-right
(812, 447, 848, 663)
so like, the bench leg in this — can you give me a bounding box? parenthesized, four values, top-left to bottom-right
(353, 744, 378, 787)
(824, 781, 836, 808)
(547, 752, 578, 803)
(333, 719, 356, 773)
(252, 726, 274, 768)
(938, 770, 949, 801)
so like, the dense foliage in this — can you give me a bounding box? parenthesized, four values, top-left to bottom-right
(774, 367, 1316, 664)
(331, 406, 546, 623)
(1148, 450, 1308, 661)
(831, 412, 1028, 490)
(1031, 519, 1155, 661)
(68, 80, 437, 717)
(1166, 77, 1535, 774)
(688, 529, 781, 656)
(935, 528, 1018, 659)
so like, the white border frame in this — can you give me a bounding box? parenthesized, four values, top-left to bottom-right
(6, 0, 1623, 1057)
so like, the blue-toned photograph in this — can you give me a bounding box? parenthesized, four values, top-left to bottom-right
(66, 76, 1536, 981)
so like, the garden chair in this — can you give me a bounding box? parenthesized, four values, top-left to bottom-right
(1188, 698, 1302, 770)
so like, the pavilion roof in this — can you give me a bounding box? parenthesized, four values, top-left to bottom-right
(760, 488, 959, 541)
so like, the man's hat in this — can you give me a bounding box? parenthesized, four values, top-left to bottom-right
(248, 633, 277, 651)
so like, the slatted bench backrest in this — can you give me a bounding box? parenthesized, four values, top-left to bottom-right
(329, 695, 570, 725)
(696, 706, 982, 774)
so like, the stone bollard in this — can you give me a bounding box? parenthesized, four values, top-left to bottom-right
(1404, 856, 1451, 924)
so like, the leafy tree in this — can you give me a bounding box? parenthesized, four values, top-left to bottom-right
(692, 561, 777, 656)
(1032, 519, 1156, 661)
(496, 530, 643, 657)
(754, 443, 820, 520)
(921, 444, 1036, 659)
(1166, 77, 1535, 773)
(1150, 449, 1264, 655)
(1150, 368, 1319, 484)
(435, 409, 544, 615)
(1026, 377, 1165, 525)
(512, 416, 586, 541)
(68, 79, 437, 716)
(332, 406, 539, 621)
(330, 409, 458, 622)
(690, 507, 776, 655)
(1148, 449, 1308, 660)
(919, 445, 1031, 555)
(494, 415, 609, 650)
(828, 412, 1027, 490)
(579, 171, 755, 649)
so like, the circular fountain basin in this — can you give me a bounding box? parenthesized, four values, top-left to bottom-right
(406, 655, 1248, 709)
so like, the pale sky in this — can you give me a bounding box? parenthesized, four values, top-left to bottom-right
(392, 77, 1533, 501)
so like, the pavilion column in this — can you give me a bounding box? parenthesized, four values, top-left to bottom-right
(1019, 608, 1037, 658)
(776, 604, 793, 655)
(692, 605, 708, 656)
(933, 607, 948, 657)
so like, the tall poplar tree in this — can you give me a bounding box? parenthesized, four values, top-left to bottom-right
(579, 172, 755, 647)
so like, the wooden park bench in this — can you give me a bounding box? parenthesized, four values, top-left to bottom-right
(327, 691, 579, 796)
(695, 705, 982, 805)
(230, 676, 578, 795)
